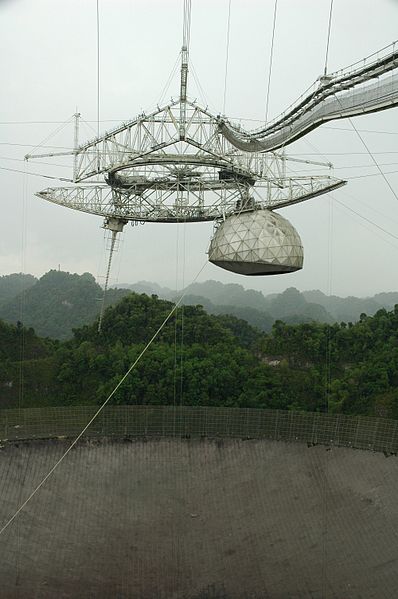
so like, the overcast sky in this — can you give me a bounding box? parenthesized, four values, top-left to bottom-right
(1, 0, 398, 297)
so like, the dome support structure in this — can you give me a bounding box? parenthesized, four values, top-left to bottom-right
(26, 19, 398, 285)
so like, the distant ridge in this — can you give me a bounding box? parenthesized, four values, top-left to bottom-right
(120, 279, 396, 332)
(0, 270, 129, 340)
(1, 270, 397, 339)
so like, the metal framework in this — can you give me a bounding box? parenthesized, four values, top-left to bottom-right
(221, 40, 398, 152)
(34, 98, 345, 224)
(31, 37, 398, 227)
(25, 3, 398, 296)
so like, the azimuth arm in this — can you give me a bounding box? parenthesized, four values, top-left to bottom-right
(220, 41, 398, 152)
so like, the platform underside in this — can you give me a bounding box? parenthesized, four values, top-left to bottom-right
(209, 260, 301, 275)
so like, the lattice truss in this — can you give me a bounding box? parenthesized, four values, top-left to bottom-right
(35, 99, 345, 224)
(28, 18, 398, 232)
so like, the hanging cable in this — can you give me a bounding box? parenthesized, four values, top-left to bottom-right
(180, 219, 187, 406)
(0, 259, 208, 537)
(158, 53, 182, 106)
(222, 0, 232, 115)
(18, 162, 28, 419)
(346, 117, 398, 202)
(0, 142, 72, 149)
(182, 0, 192, 51)
(26, 116, 74, 157)
(189, 58, 213, 110)
(264, 0, 278, 124)
(346, 169, 398, 180)
(324, 0, 334, 75)
(96, 0, 101, 175)
(0, 166, 73, 181)
(329, 89, 398, 200)
(333, 195, 398, 242)
(173, 222, 180, 407)
(0, 156, 72, 169)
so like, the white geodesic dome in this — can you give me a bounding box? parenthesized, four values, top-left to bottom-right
(208, 209, 303, 276)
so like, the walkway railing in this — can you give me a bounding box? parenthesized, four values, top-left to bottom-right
(0, 405, 397, 454)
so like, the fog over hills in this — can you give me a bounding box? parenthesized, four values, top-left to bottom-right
(1, 271, 398, 340)
(120, 279, 398, 332)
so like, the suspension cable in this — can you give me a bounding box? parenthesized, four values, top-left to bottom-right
(96, 0, 101, 175)
(347, 117, 398, 202)
(158, 53, 182, 106)
(330, 90, 398, 201)
(222, 0, 232, 114)
(0, 259, 208, 537)
(0, 165, 73, 182)
(180, 220, 187, 406)
(183, 0, 192, 51)
(265, 0, 278, 124)
(324, 0, 334, 75)
(25, 116, 74, 157)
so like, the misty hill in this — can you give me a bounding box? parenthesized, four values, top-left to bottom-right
(0, 273, 37, 306)
(122, 280, 398, 330)
(2, 270, 398, 340)
(0, 270, 130, 340)
(121, 281, 333, 330)
(2, 292, 398, 419)
(302, 290, 393, 323)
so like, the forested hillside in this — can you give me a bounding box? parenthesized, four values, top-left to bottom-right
(0, 292, 397, 420)
(1, 270, 397, 339)
(123, 279, 397, 331)
(0, 273, 37, 306)
(0, 270, 129, 340)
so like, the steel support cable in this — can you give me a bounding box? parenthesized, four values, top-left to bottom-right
(0, 142, 72, 149)
(221, 77, 398, 152)
(0, 259, 208, 537)
(183, 0, 192, 51)
(158, 53, 182, 106)
(260, 48, 398, 137)
(322, 192, 333, 598)
(0, 156, 72, 169)
(299, 161, 398, 171)
(285, 158, 398, 242)
(289, 151, 398, 156)
(0, 165, 73, 182)
(346, 116, 398, 202)
(18, 161, 29, 414)
(346, 169, 398, 180)
(180, 221, 187, 406)
(329, 91, 398, 201)
(96, 0, 101, 175)
(332, 193, 398, 244)
(220, 42, 398, 152)
(333, 201, 398, 252)
(189, 58, 212, 110)
(323, 125, 398, 135)
(222, 0, 232, 115)
(25, 116, 74, 158)
(173, 223, 180, 407)
(264, 0, 278, 125)
(323, 0, 334, 76)
(16, 160, 29, 587)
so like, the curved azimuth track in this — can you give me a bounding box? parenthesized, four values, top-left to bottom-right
(220, 40, 398, 152)
(35, 98, 345, 223)
(27, 1, 398, 283)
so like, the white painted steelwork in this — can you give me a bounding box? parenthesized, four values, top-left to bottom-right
(220, 41, 398, 152)
(27, 26, 398, 277)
